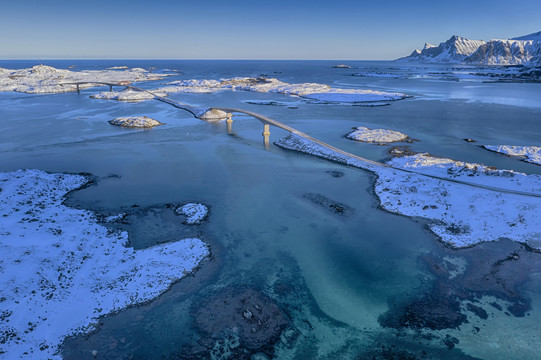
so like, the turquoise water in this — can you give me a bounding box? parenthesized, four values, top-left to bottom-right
(1, 60, 541, 359)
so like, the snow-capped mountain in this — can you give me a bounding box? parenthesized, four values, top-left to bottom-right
(465, 39, 540, 65)
(400, 35, 485, 63)
(398, 32, 541, 66)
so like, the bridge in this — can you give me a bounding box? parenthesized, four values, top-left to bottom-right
(62, 81, 541, 198)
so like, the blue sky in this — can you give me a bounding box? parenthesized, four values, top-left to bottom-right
(1, 0, 540, 60)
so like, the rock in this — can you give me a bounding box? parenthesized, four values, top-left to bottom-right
(463, 138, 477, 143)
(108, 116, 162, 128)
(346, 126, 409, 143)
(194, 288, 288, 350)
(302, 193, 354, 216)
(175, 203, 209, 225)
(197, 109, 228, 121)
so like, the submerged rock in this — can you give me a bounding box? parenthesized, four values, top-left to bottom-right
(380, 239, 541, 331)
(346, 126, 409, 143)
(108, 116, 162, 128)
(302, 193, 354, 216)
(194, 288, 288, 350)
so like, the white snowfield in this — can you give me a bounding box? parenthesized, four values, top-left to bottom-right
(0, 169, 209, 359)
(176, 203, 209, 224)
(0, 65, 166, 94)
(108, 116, 163, 128)
(346, 127, 408, 143)
(164, 77, 409, 103)
(275, 134, 541, 249)
(484, 145, 541, 166)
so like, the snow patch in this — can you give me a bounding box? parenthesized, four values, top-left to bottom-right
(108, 116, 163, 128)
(197, 109, 228, 121)
(176, 203, 209, 224)
(0, 169, 209, 359)
(346, 127, 408, 143)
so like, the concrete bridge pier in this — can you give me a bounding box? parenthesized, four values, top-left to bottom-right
(263, 124, 270, 149)
(226, 113, 233, 134)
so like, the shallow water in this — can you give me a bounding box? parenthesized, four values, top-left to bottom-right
(1, 60, 541, 359)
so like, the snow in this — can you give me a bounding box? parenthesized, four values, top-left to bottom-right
(104, 213, 126, 223)
(399, 33, 541, 66)
(163, 77, 408, 103)
(275, 133, 541, 249)
(398, 35, 486, 63)
(300, 89, 407, 103)
(346, 127, 408, 143)
(512, 30, 541, 42)
(484, 145, 541, 166)
(0, 169, 209, 359)
(466, 40, 540, 65)
(197, 109, 228, 121)
(0, 65, 167, 94)
(176, 203, 209, 224)
(108, 116, 163, 128)
(90, 89, 165, 102)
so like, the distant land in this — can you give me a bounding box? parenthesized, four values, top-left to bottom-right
(398, 31, 541, 66)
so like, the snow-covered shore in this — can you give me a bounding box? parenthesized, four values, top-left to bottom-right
(483, 145, 541, 166)
(0, 169, 209, 359)
(0, 65, 167, 94)
(275, 134, 541, 249)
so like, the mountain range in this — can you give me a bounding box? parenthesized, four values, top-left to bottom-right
(398, 31, 541, 66)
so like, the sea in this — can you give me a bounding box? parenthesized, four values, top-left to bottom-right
(1, 60, 541, 360)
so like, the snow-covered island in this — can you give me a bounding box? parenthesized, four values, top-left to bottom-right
(275, 134, 541, 249)
(176, 203, 209, 224)
(483, 145, 541, 166)
(163, 77, 409, 103)
(108, 116, 163, 128)
(346, 127, 409, 143)
(0, 169, 209, 359)
(0, 65, 167, 94)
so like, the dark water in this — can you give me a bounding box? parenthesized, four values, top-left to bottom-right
(1, 60, 540, 359)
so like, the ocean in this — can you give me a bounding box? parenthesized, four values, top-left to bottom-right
(1, 60, 541, 359)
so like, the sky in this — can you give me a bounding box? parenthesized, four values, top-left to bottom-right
(1, 0, 540, 60)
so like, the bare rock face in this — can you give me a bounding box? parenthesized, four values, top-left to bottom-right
(108, 116, 162, 128)
(194, 288, 288, 351)
(197, 109, 228, 121)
